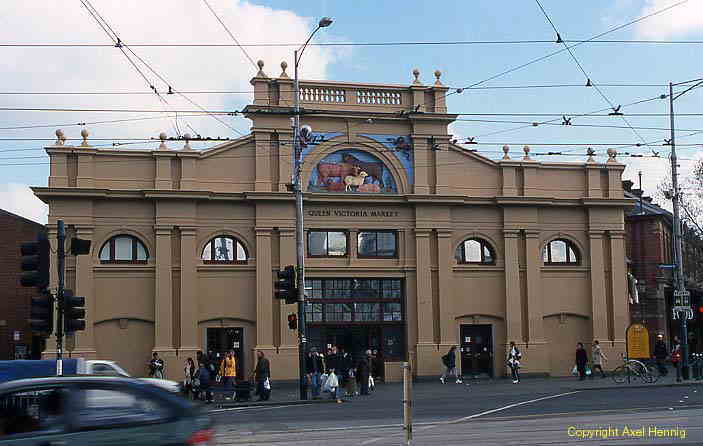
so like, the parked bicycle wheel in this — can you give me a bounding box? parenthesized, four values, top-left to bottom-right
(611, 365, 628, 384)
(645, 365, 659, 383)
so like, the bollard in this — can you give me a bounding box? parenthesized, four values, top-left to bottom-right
(402, 361, 412, 446)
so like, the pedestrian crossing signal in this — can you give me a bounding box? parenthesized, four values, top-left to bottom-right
(274, 265, 298, 305)
(288, 313, 297, 330)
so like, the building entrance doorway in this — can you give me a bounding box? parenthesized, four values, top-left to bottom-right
(206, 327, 244, 377)
(460, 324, 493, 378)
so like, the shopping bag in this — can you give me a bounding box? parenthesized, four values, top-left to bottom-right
(571, 365, 578, 376)
(264, 378, 271, 390)
(585, 367, 592, 376)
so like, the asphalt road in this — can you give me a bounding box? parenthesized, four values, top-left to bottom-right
(212, 379, 703, 445)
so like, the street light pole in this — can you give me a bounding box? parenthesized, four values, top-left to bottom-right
(668, 77, 703, 379)
(293, 17, 333, 400)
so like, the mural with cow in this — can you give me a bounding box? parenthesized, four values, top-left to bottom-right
(308, 149, 398, 194)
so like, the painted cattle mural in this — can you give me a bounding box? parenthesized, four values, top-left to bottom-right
(308, 149, 398, 194)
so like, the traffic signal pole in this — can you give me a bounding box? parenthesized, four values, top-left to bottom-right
(293, 49, 308, 401)
(56, 220, 65, 372)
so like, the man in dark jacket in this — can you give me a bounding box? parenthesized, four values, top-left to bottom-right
(306, 349, 323, 399)
(653, 334, 668, 376)
(575, 343, 588, 380)
(356, 354, 370, 395)
(254, 350, 271, 401)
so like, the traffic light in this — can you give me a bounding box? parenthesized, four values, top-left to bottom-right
(274, 265, 298, 305)
(20, 233, 50, 289)
(29, 289, 54, 335)
(63, 289, 86, 333)
(288, 313, 298, 330)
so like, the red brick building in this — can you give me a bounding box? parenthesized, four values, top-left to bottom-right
(624, 181, 703, 350)
(0, 209, 46, 360)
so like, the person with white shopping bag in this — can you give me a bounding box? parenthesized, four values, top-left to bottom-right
(324, 369, 341, 403)
(253, 350, 271, 401)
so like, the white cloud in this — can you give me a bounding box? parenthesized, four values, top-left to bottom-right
(632, 0, 703, 39)
(0, 183, 48, 224)
(0, 0, 344, 142)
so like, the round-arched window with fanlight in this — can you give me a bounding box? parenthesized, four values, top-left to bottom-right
(542, 238, 579, 265)
(455, 238, 496, 264)
(201, 236, 248, 264)
(99, 235, 149, 264)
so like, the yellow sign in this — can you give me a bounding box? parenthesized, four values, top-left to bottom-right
(626, 323, 650, 359)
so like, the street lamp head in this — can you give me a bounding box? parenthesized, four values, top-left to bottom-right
(318, 17, 333, 28)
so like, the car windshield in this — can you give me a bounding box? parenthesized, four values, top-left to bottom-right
(110, 363, 131, 377)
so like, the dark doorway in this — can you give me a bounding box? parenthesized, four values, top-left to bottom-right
(206, 327, 245, 377)
(460, 324, 493, 378)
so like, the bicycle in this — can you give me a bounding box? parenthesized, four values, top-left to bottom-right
(611, 354, 658, 384)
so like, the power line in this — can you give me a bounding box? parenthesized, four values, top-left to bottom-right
(449, 0, 688, 93)
(201, 0, 259, 71)
(532, 0, 650, 147)
(5, 39, 703, 48)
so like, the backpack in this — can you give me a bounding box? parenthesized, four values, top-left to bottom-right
(441, 354, 450, 366)
(672, 350, 682, 363)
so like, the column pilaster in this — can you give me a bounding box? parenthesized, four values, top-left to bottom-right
(414, 228, 438, 376)
(589, 231, 608, 341)
(524, 229, 548, 373)
(504, 230, 523, 343)
(179, 227, 198, 357)
(154, 226, 174, 351)
(255, 227, 274, 349)
(437, 229, 454, 344)
(609, 230, 629, 342)
(278, 228, 297, 348)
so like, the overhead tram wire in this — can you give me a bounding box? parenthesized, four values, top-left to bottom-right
(79, 0, 183, 137)
(447, 0, 688, 96)
(5, 39, 703, 48)
(78, 0, 243, 137)
(533, 0, 651, 148)
(201, 0, 259, 71)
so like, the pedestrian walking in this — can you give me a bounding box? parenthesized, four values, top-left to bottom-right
(575, 342, 588, 381)
(507, 341, 521, 383)
(148, 352, 165, 379)
(440, 346, 463, 384)
(591, 340, 607, 378)
(653, 334, 669, 376)
(306, 349, 323, 399)
(357, 353, 370, 396)
(195, 361, 213, 403)
(372, 349, 384, 383)
(253, 350, 271, 401)
(183, 357, 195, 399)
(672, 336, 683, 382)
(218, 350, 237, 400)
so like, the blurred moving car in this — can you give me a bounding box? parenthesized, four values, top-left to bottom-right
(0, 359, 181, 394)
(88, 360, 181, 393)
(0, 376, 214, 445)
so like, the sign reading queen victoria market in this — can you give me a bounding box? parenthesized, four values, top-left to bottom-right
(306, 208, 400, 218)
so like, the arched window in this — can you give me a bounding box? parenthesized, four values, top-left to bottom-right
(99, 235, 148, 264)
(543, 239, 579, 264)
(201, 236, 247, 264)
(455, 238, 495, 264)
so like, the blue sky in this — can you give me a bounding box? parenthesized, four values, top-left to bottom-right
(0, 0, 702, 222)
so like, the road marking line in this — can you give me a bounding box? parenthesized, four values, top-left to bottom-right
(210, 404, 299, 413)
(360, 391, 579, 445)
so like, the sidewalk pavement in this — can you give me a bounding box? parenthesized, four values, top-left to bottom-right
(207, 369, 703, 408)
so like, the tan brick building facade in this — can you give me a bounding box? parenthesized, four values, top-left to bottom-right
(35, 65, 632, 380)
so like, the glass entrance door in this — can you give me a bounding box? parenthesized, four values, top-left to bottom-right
(206, 327, 244, 377)
(460, 324, 493, 378)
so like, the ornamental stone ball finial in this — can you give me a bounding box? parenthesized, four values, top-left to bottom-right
(523, 145, 531, 161)
(256, 59, 266, 77)
(279, 60, 289, 78)
(55, 129, 66, 146)
(183, 133, 193, 151)
(158, 132, 168, 150)
(502, 144, 510, 160)
(80, 128, 90, 146)
(412, 68, 421, 85)
(434, 69, 443, 86)
(607, 147, 617, 162)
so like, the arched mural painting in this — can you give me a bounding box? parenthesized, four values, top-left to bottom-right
(308, 149, 398, 193)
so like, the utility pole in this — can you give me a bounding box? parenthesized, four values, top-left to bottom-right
(669, 81, 690, 379)
(293, 48, 308, 400)
(56, 220, 66, 374)
(292, 16, 333, 401)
